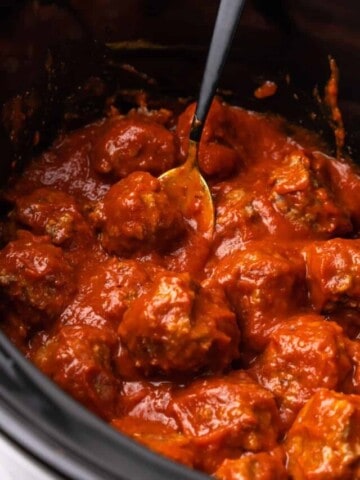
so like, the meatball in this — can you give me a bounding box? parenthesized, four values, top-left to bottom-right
(342, 339, 360, 395)
(317, 151, 360, 228)
(269, 150, 351, 238)
(60, 258, 152, 329)
(32, 325, 119, 419)
(171, 371, 279, 472)
(118, 380, 177, 428)
(118, 272, 240, 376)
(177, 99, 242, 177)
(249, 315, 352, 430)
(12, 187, 92, 247)
(215, 450, 287, 480)
(0, 231, 76, 320)
(91, 171, 185, 256)
(284, 389, 360, 480)
(211, 243, 307, 351)
(212, 186, 270, 259)
(91, 117, 177, 178)
(304, 238, 360, 312)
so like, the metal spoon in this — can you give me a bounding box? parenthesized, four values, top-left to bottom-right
(159, 0, 246, 240)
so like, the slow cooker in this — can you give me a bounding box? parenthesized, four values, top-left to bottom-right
(0, 1, 359, 478)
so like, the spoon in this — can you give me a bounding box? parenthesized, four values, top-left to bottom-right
(159, 0, 246, 240)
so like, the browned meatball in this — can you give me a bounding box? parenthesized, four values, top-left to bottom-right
(171, 371, 280, 472)
(269, 150, 352, 238)
(215, 449, 287, 480)
(212, 186, 270, 259)
(91, 171, 185, 256)
(303, 238, 360, 312)
(12, 187, 92, 247)
(60, 258, 152, 329)
(91, 117, 177, 178)
(284, 389, 360, 480)
(0, 231, 76, 320)
(118, 271, 240, 376)
(249, 314, 352, 430)
(210, 243, 307, 351)
(32, 325, 119, 419)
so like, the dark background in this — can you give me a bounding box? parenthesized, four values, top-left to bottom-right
(0, 0, 359, 180)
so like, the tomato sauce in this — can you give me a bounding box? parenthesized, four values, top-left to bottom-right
(1, 97, 360, 479)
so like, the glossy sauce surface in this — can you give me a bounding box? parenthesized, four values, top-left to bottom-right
(1, 98, 360, 479)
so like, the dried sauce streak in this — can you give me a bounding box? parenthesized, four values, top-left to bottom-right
(1, 97, 360, 479)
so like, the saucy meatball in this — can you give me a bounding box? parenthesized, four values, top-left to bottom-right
(304, 238, 360, 312)
(91, 116, 177, 178)
(249, 314, 352, 430)
(0, 231, 76, 320)
(212, 185, 270, 259)
(119, 272, 240, 376)
(215, 450, 287, 480)
(91, 171, 185, 256)
(317, 151, 360, 228)
(60, 258, 152, 329)
(269, 150, 352, 238)
(284, 389, 360, 480)
(32, 325, 119, 419)
(171, 371, 280, 472)
(11, 187, 93, 247)
(211, 243, 307, 351)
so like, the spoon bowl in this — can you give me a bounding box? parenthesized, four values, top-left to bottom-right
(159, 138, 213, 240)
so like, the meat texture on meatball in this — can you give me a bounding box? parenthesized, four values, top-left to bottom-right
(91, 116, 178, 178)
(304, 238, 360, 312)
(171, 371, 280, 472)
(215, 449, 287, 480)
(269, 150, 352, 238)
(249, 314, 352, 430)
(32, 325, 119, 419)
(91, 171, 185, 256)
(118, 271, 240, 376)
(11, 187, 92, 247)
(210, 243, 307, 351)
(0, 231, 76, 321)
(60, 258, 153, 330)
(284, 389, 360, 480)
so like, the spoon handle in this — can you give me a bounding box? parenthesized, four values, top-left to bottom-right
(190, 0, 246, 142)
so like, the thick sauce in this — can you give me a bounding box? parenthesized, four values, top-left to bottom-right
(1, 98, 360, 479)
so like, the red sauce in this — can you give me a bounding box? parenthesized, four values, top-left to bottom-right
(1, 98, 360, 479)
(254, 80, 278, 99)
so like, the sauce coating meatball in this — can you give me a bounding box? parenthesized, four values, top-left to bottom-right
(11, 187, 92, 247)
(32, 325, 119, 419)
(119, 272, 240, 376)
(284, 389, 360, 480)
(91, 171, 185, 256)
(215, 450, 287, 480)
(0, 231, 76, 320)
(304, 238, 360, 312)
(211, 243, 307, 350)
(249, 314, 352, 430)
(91, 117, 178, 178)
(171, 371, 280, 472)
